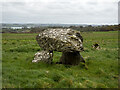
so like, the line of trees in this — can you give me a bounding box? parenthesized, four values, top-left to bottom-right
(1, 25, 119, 33)
(69, 25, 120, 32)
(30, 25, 120, 33)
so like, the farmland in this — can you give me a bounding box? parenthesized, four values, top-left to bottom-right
(2, 31, 118, 88)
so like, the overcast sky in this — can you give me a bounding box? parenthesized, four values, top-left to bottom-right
(1, 0, 119, 24)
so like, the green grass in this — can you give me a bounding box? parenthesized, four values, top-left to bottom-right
(2, 31, 118, 88)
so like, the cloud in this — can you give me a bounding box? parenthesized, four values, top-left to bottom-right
(1, 0, 119, 24)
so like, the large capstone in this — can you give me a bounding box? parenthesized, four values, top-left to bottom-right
(36, 28, 84, 52)
(33, 28, 85, 65)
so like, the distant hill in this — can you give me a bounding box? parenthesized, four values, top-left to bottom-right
(1, 23, 119, 33)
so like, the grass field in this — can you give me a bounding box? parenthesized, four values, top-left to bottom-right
(2, 31, 118, 88)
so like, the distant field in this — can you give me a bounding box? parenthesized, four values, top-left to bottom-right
(2, 31, 118, 88)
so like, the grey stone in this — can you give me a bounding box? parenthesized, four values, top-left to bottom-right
(59, 51, 85, 65)
(32, 50, 53, 64)
(36, 28, 84, 52)
(92, 43, 100, 49)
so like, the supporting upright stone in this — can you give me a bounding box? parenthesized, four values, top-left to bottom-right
(59, 51, 85, 65)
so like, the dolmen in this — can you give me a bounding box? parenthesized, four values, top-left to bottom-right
(32, 28, 85, 65)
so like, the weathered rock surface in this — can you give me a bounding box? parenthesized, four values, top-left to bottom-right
(33, 28, 85, 65)
(32, 50, 53, 64)
(36, 28, 84, 52)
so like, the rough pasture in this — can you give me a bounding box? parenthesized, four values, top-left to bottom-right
(2, 31, 118, 88)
